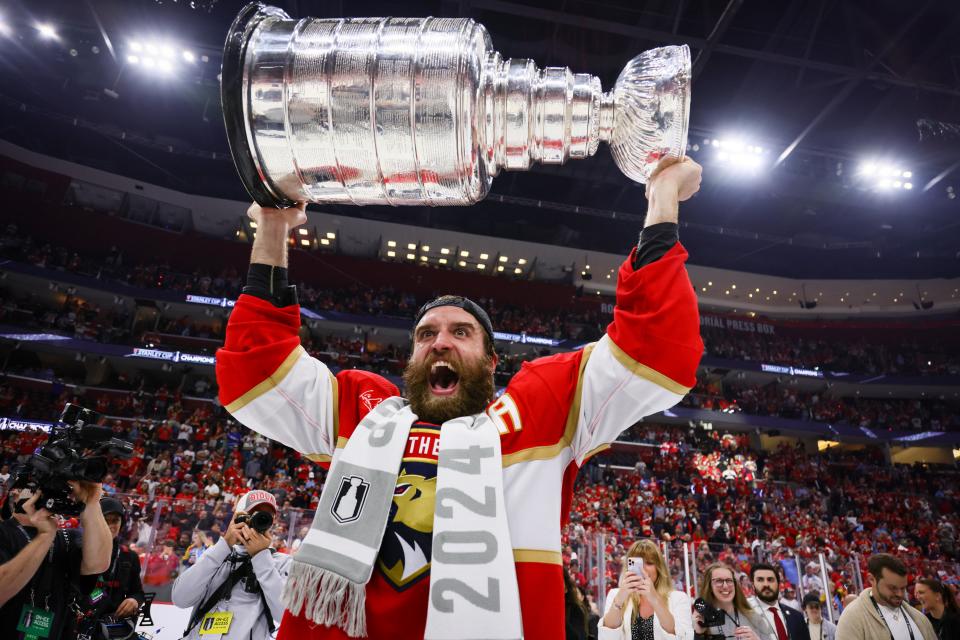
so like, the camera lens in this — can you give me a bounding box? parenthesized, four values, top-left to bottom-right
(250, 511, 273, 532)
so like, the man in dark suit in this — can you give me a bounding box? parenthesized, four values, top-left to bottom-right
(751, 563, 812, 640)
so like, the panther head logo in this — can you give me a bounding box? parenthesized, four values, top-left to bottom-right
(377, 467, 436, 589)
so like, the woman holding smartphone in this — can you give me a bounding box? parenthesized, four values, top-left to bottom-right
(600, 539, 694, 640)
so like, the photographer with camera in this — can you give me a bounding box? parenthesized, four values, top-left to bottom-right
(74, 497, 146, 640)
(0, 479, 112, 640)
(172, 490, 291, 639)
(694, 563, 778, 640)
(599, 539, 694, 639)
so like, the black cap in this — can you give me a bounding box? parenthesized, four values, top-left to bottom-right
(414, 295, 494, 341)
(100, 496, 126, 518)
(802, 593, 821, 608)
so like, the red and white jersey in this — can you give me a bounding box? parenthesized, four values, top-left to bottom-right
(215, 243, 703, 640)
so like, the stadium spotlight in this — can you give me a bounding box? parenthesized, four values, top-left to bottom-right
(127, 54, 140, 64)
(711, 136, 766, 173)
(183, 50, 196, 63)
(0, 16, 10, 37)
(130, 41, 143, 52)
(36, 23, 58, 40)
(858, 159, 913, 192)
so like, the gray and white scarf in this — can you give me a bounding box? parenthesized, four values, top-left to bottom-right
(283, 397, 522, 639)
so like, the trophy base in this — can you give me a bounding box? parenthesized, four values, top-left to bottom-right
(222, 2, 298, 209)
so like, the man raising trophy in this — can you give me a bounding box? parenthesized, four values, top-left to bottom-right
(216, 3, 702, 639)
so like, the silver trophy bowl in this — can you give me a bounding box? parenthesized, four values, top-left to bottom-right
(222, 2, 690, 207)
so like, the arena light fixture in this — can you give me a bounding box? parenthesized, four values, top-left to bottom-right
(182, 50, 196, 63)
(479, 253, 489, 260)
(858, 159, 913, 192)
(420, 256, 428, 262)
(0, 18, 10, 37)
(320, 238, 330, 246)
(421, 244, 430, 252)
(407, 243, 416, 250)
(298, 228, 308, 235)
(36, 23, 59, 40)
(439, 258, 447, 265)
(458, 260, 467, 267)
(499, 255, 508, 263)
(440, 248, 450, 255)
(127, 55, 140, 64)
(326, 232, 335, 239)
(386, 250, 396, 257)
(300, 239, 310, 247)
(387, 240, 396, 247)
(497, 265, 505, 272)
(477, 263, 486, 270)
(460, 250, 470, 257)
(711, 136, 767, 173)
(514, 268, 522, 274)
(518, 258, 527, 265)
(406, 253, 415, 260)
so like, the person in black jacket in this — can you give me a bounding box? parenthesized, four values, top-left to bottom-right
(750, 563, 811, 640)
(916, 578, 960, 640)
(74, 497, 145, 639)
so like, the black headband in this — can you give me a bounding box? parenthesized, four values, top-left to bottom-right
(414, 296, 494, 341)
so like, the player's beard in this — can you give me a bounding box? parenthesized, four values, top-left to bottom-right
(403, 353, 495, 425)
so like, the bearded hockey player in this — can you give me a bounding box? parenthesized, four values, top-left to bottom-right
(215, 158, 703, 640)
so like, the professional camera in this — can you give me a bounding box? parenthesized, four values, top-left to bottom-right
(235, 510, 273, 534)
(694, 597, 727, 628)
(17, 403, 134, 515)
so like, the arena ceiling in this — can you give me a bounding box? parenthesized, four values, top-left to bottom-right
(0, 0, 958, 280)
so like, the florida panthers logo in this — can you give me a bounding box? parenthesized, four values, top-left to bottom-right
(359, 390, 384, 412)
(377, 467, 436, 589)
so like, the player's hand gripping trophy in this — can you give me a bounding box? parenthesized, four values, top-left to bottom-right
(221, 2, 691, 208)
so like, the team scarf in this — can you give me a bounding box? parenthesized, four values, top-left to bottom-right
(282, 396, 522, 639)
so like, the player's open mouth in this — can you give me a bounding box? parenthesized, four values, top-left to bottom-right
(429, 360, 460, 396)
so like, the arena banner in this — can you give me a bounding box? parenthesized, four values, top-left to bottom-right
(699, 313, 775, 334)
(0, 417, 52, 432)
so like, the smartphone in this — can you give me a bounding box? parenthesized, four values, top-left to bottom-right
(627, 557, 645, 577)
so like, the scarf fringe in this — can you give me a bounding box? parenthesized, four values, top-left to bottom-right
(283, 560, 368, 637)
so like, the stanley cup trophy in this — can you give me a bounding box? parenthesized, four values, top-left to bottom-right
(222, 2, 690, 207)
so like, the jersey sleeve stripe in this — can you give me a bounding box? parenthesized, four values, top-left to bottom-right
(605, 335, 692, 395)
(513, 549, 562, 565)
(581, 442, 611, 463)
(224, 345, 306, 413)
(501, 343, 596, 468)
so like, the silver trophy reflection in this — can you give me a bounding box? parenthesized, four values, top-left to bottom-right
(222, 2, 690, 207)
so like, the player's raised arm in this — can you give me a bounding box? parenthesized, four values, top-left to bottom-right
(215, 203, 398, 463)
(571, 159, 704, 463)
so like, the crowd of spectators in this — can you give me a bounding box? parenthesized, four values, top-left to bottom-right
(0, 367, 956, 604)
(3, 223, 958, 378)
(563, 425, 959, 606)
(682, 377, 960, 432)
(702, 326, 957, 377)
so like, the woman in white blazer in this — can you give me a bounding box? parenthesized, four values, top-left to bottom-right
(599, 539, 695, 640)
